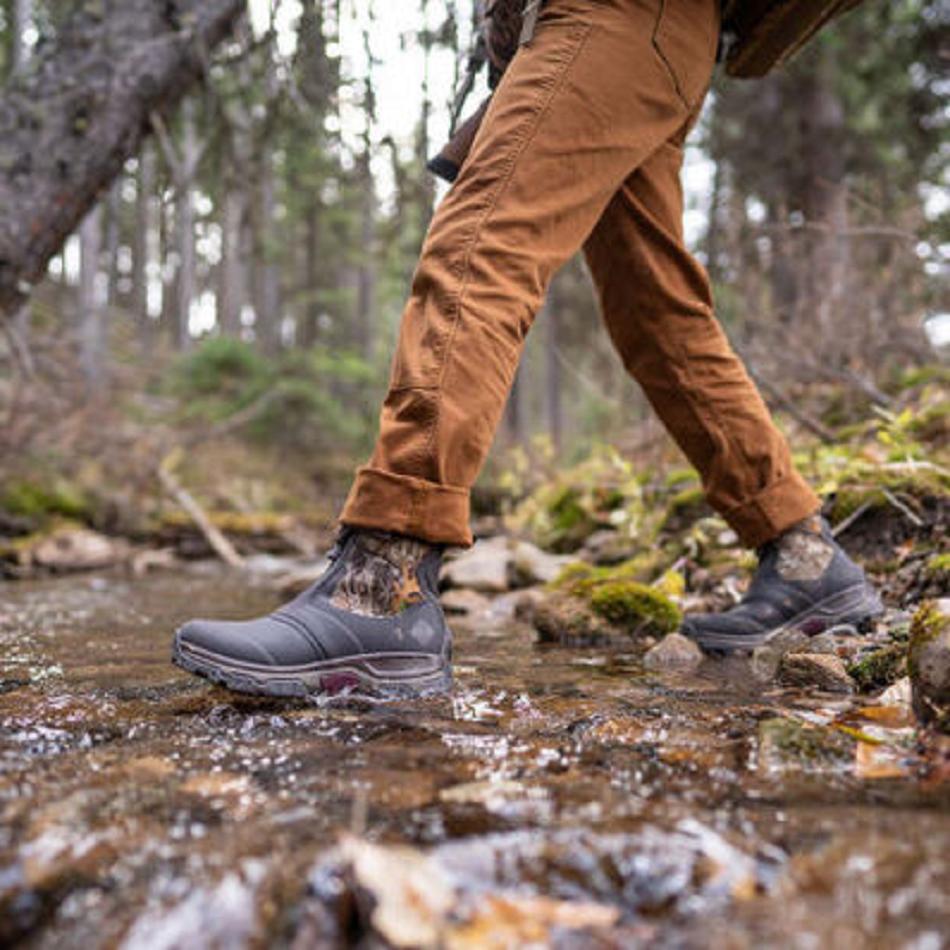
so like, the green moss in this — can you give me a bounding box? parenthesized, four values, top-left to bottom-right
(846, 643, 906, 693)
(925, 553, 950, 580)
(589, 581, 682, 637)
(1, 480, 90, 522)
(830, 486, 887, 523)
(549, 553, 662, 597)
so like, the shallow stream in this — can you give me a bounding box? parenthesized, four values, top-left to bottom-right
(1, 569, 948, 947)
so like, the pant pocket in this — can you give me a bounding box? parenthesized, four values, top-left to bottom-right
(652, 0, 719, 109)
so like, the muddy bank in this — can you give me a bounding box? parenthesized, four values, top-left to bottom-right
(1, 568, 949, 947)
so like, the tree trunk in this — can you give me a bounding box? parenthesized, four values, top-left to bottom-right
(218, 185, 246, 338)
(10, 0, 33, 74)
(545, 289, 563, 452)
(105, 179, 122, 307)
(175, 98, 198, 350)
(0, 0, 244, 318)
(356, 153, 376, 362)
(254, 149, 282, 354)
(78, 204, 104, 386)
(132, 144, 155, 333)
(299, 203, 321, 349)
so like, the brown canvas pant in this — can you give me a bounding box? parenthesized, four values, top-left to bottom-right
(341, 0, 820, 548)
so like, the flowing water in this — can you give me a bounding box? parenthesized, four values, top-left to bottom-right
(1, 568, 948, 948)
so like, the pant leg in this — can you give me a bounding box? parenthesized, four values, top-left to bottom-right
(582, 134, 820, 548)
(342, 0, 721, 545)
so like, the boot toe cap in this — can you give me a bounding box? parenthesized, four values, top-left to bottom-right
(175, 616, 319, 667)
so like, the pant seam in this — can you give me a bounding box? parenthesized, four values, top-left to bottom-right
(651, 0, 691, 111)
(420, 21, 595, 469)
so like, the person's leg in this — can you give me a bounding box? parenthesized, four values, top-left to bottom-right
(340, 0, 720, 547)
(582, 130, 820, 548)
(583, 137, 881, 649)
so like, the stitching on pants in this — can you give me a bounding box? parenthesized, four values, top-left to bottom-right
(421, 21, 594, 471)
(651, 0, 690, 111)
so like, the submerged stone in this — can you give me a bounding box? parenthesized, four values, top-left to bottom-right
(751, 629, 809, 680)
(643, 633, 704, 671)
(778, 653, 854, 693)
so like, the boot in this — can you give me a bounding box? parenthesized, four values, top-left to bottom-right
(681, 515, 882, 652)
(172, 528, 452, 698)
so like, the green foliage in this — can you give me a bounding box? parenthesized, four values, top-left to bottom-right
(168, 338, 380, 457)
(509, 446, 649, 553)
(170, 337, 272, 420)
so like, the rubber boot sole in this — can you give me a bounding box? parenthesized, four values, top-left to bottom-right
(684, 582, 884, 653)
(172, 631, 452, 700)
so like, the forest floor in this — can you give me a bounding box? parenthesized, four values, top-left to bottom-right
(1, 367, 949, 946)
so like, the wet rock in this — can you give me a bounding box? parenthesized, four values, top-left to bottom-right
(643, 634, 704, 671)
(441, 537, 510, 592)
(302, 825, 766, 947)
(797, 631, 839, 655)
(758, 717, 854, 771)
(909, 599, 950, 732)
(32, 528, 125, 572)
(877, 676, 913, 708)
(508, 539, 572, 587)
(121, 860, 267, 949)
(530, 593, 617, 644)
(440, 588, 490, 616)
(581, 529, 639, 565)
(778, 653, 854, 693)
(751, 629, 809, 680)
(439, 779, 529, 805)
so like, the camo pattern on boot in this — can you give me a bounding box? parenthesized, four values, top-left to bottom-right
(774, 514, 834, 582)
(330, 530, 432, 617)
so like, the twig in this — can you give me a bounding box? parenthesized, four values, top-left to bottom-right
(880, 460, 950, 479)
(881, 489, 924, 527)
(158, 449, 245, 569)
(831, 501, 874, 538)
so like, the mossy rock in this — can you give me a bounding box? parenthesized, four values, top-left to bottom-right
(925, 553, 950, 583)
(549, 553, 662, 597)
(530, 594, 618, 645)
(1, 480, 91, 524)
(908, 600, 950, 731)
(759, 717, 854, 767)
(846, 643, 906, 694)
(589, 581, 682, 638)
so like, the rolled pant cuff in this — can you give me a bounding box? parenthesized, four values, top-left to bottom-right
(720, 471, 821, 549)
(340, 466, 473, 547)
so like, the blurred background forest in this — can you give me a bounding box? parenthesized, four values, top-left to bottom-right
(0, 0, 947, 554)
